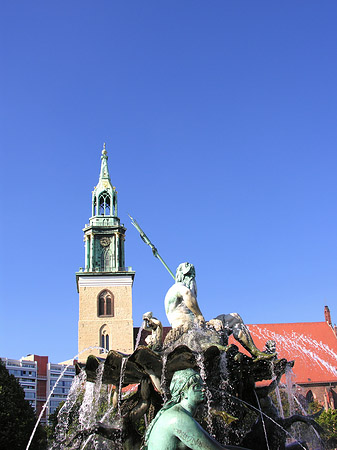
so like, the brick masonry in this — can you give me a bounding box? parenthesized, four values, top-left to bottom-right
(78, 283, 134, 361)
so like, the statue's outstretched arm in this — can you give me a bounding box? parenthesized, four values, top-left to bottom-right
(281, 414, 324, 433)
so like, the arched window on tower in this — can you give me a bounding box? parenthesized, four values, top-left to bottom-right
(99, 325, 110, 353)
(99, 192, 111, 216)
(106, 297, 111, 315)
(93, 196, 97, 216)
(113, 194, 117, 216)
(99, 296, 105, 316)
(97, 290, 114, 317)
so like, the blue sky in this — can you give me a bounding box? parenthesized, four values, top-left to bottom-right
(1, 1, 337, 364)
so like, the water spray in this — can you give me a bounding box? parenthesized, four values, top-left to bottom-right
(222, 391, 308, 450)
(26, 345, 109, 450)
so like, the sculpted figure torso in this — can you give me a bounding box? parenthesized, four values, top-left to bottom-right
(164, 262, 276, 361)
(144, 368, 250, 450)
(144, 369, 223, 450)
(165, 283, 198, 329)
(143, 311, 163, 350)
(146, 403, 219, 450)
(165, 263, 205, 329)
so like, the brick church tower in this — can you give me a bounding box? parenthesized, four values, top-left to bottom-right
(76, 145, 135, 361)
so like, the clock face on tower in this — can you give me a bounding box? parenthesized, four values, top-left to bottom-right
(100, 237, 110, 247)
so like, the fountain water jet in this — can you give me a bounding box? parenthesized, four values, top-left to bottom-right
(47, 328, 325, 449)
(160, 353, 168, 403)
(226, 392, 308, 450)
(117, 357, 128, 417)
(254, 390, 271, 450)
(26, 346, 108, 450)
(135, 322, 145, 350)
(196, 351, 214, 437)
(47, 261, 325, 449)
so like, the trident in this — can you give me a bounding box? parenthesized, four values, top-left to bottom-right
(128, 214, 175, 280)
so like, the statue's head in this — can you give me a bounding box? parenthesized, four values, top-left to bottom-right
(265, 340, 277, 355)
(175, 262, 195, 282)
(169, 368, 204, 404)
(143, 311, 153, 321)
(175, 263, 197, 297)
(143, 368, 204, 446)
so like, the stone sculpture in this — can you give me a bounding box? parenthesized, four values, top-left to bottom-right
(68, 261, 323, 450)
(143, 368, 249, 450)
(241, 373, 323, 450)
(165, 262, 205, 330)
(164, 262, 275, 361)
(142, 311, 163, 351)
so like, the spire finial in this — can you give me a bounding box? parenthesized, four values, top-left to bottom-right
(99, 142, 110, 180)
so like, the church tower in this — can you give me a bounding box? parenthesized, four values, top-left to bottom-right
(76, 145, 135, 361)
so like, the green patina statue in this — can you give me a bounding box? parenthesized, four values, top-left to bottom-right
(143, 311, 163, 351)
(143, 368, 249, 450)
(164, 262, 275, 361)
(129, 216, 275, 360)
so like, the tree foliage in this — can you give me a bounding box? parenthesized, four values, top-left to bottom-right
(307, 399, 323, 414)
(0, 359, 46, 450)
(316, 408, 337, 449)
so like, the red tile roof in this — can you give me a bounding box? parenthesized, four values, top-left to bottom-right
(229, 321, 337, 384)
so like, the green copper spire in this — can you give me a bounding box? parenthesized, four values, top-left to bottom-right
(78, 144, 127, 273)
(92, 144, 117, 218)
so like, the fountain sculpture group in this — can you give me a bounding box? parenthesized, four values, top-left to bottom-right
(52, 263, 323, 450)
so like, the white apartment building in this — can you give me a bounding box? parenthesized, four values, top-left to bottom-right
(1, 355, 76, 422)
(2, 357, 38, 410)
(47, 362, 76, 416)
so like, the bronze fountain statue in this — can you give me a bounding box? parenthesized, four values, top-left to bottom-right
(66, 261, 321, 450)
(51, 218, 322, 450)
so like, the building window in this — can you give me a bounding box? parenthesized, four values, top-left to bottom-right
(93, 196, 97, 215)
(99, 297, 104, 315)
(306, 390, 314, 404)
(25, 392, 35, 399)
(106, 297, 111, 315)
(97, 290, 114, 317)
(113, 196, 117, 216)
(99, 192, 111, 216)
(100, 326, 110, 353)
